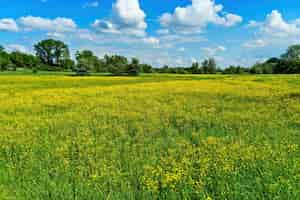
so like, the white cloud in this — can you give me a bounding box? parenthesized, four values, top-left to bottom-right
(92, 20, 120, 34)
(159, 34, 207, 44)
(262, 10, 300, 37)
(46, 32, 66, 39)
(243, 39, 266, 48)
(156, 29, 169, 35)
(83, 1, 99, 8)
(294, 19, 300, 25)
(76, 29, 95, 41)
(0, 18, 18, 32)
(159, 0, 242, 34)
(142, 37, 160, 45)
(7, 44, 28, 53)
(222, 14, 243, 27)
(19, 16, 77, 32)
(248, 10, 300, 38)
(202, 45, 226, 56)
(244, 10, 300, 51)
(92, 0, 147, 37)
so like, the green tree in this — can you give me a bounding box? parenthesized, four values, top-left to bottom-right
(140, 64, 153, 73)
(104, 55, 128, 75)
(61, 59, 75, 71)
(75, 50, 101, 72)
(281, 44, 300, 60)
(10, 51, 40, 69)
(207, 58, 217, 74)
(0, 47, 11, 71)
(201, 59, 209, 74)
(127, 58, 140, 76)
(190, 62, 200, 74)
(161, 65, 170, 73)
(34, 39, 70, 69)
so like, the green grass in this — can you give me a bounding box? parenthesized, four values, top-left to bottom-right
(0, 74, 299, 199)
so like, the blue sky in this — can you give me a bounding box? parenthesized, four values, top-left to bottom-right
(1, 0, 300, 67)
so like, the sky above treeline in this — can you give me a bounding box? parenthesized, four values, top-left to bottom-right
(0, 0, 300, 67)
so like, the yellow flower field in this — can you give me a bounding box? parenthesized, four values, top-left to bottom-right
(0, 74, 299, 199)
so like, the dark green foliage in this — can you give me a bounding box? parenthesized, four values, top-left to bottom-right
(0, 47, 11, 71)
(155, 65, 189, 74)
(190, 62, 200, 74)
(223, 66, 248, 74)
(75, 50, 102, 72)
(3, 41, 300, 75)
(34, 39, 70, 69)
(10, 51, 40, 69)
(104, 55, 128, 75)
(207, 58, 217, 74)
(248, 45, 300, 74)
(281, 44, 300, 60)
(140, 64, 153, 73)
(127, 58, 140, 76)
(62, 59, 75, 71)
(250, 63, 273, 74)
(274, 59, 300, 74)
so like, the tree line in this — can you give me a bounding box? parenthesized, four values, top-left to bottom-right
(0, 39, 150, 76)
(1, 39, 300, 75)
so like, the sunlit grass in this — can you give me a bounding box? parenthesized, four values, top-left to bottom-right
(0, 74, 299, 199)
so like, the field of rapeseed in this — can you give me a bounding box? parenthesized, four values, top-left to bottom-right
(0, 74, 299, 199)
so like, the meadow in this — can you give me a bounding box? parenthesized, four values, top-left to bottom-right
(0, 73, 299, 199)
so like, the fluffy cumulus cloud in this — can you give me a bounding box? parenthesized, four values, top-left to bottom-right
(202, 45, 226, 56)
(243, 39, 266, 48)
(0, 18, 19, 32)
(222, 14, 243, 27)
(19, 16, 77, 32)
(248, 10, 300, 38)
(159, 0, 242, 34)
(6, 44, 28, 53)
(244, 10, 300, 50)
(142, 37, 160, 45)
(262, 10, 300, 37)
(92, 0, 147, 37)
(46, 32, 66, 39)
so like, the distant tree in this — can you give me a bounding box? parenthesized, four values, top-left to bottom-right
(250, 62, 264, 74)
(0, 47, 11, 71)
(140, 64, 153, 73)
(201, 58, 217, 74)
(34, 39, 70, 69)
(223, 66, 237, 74)
(104, 55, 128, 75)
(94, 59, 105, 73)
(281, 45, 300, 60)
(207, 58, 217, 74)
(274, 59, 300, 74)
(161, 65, 170, 73)
(75, 50, 101, 72)
(62, 58, 75, 70)
(190, 62, 200, 74)
(223, 65, 248, 74)
(174, 67, 188, 74)
(127, 58, 140, 76)
(265, 57, 281, 64)
(107, 64, 120, 75)
(10, 51, 40, 69)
